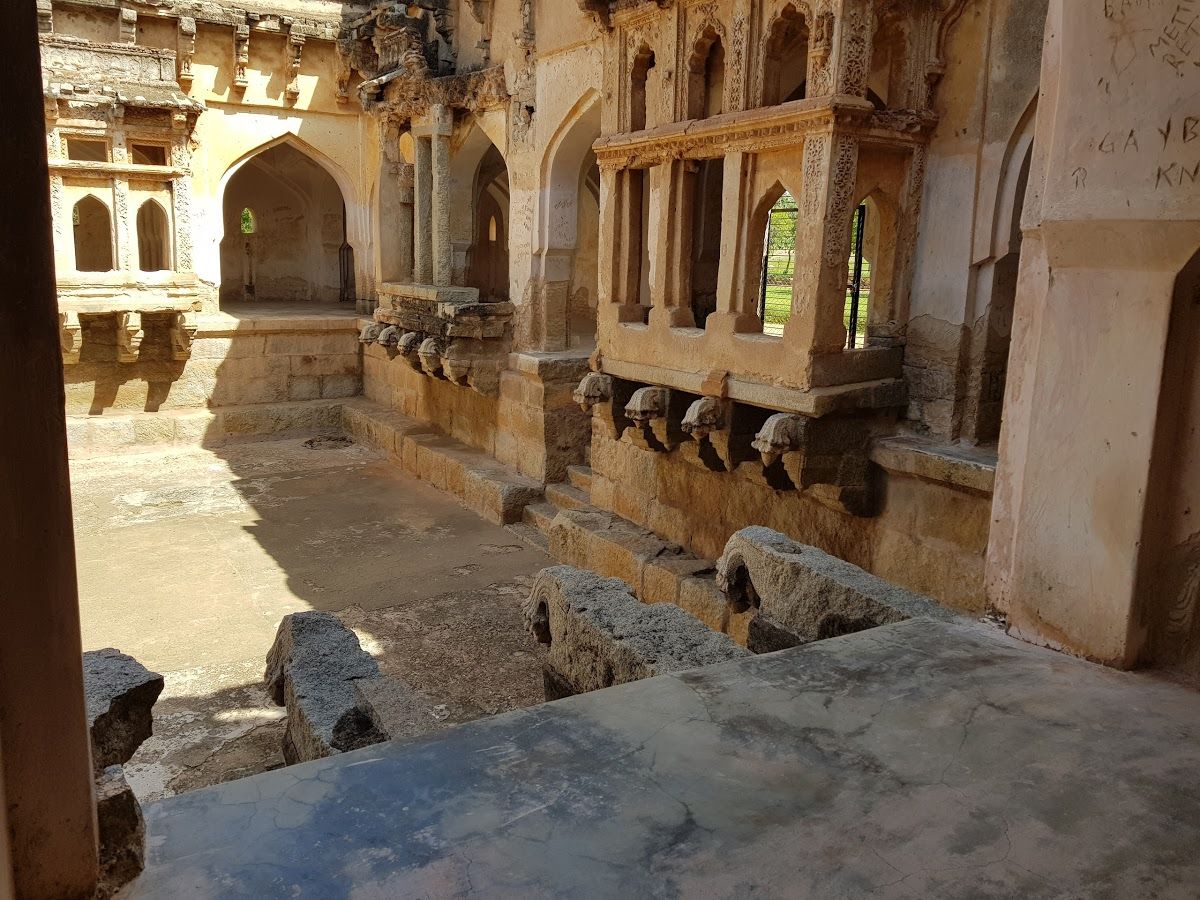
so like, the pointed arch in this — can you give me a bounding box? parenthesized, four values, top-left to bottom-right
(219, 139, 351, 306)
(72, 194, 113, 272)
(136, 198, 171, 272)
(629, 43, 656, 132)
(759, 3, 810, 107)
(687, 25, 726, 120)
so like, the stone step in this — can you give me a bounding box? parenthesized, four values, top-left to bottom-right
(66, 400, 346, 458)
(522, 502, 559, 534)
(566, 464, 593, 492)
(341, 398, 543, 525)
(542, 505, 747, 646)
(545, 482, 591, 511)
(505, 522, 550, 552)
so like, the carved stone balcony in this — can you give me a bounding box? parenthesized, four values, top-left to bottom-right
(61, 309, 195, 365)
(362, 283, 514, 396)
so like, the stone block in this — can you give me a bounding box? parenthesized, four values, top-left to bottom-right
(264, 611, 386, 764)
(95, 765, 145, 899)
(523, 566, 749, 698)
(715, 527, 957, 653)
(82, 648, 165, 772)
(321, 373, 361, 399)
(288, 375, 321, 401)
(354, 675, 442, 742)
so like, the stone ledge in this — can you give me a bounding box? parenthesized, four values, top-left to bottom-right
(870, 434, 997, 495)
(196, 314, 362, 336)
(545, 506, 754, 645)
(523, 566, 749, 698)
(66, 400, 345, 457)
(341, 398, 543, 525)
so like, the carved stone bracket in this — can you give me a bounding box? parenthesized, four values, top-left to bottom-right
(286, 28, 307, 102)
(37, 0, 53, 34)
(418, 336, 446, 378)
(60, 312, 80, 365)
(573, 372, 613, 412)
(751, 413, 874, 515)
(178, 17, 197, 89)
(234, 24, 250, 91)
(623, 386, 685, 452)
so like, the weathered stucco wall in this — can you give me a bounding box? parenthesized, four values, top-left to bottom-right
(905, 0, 1048, 440)
(988, 0, 1200, 671)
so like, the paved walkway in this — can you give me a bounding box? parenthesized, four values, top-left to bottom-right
(127, 618, 1200, 899)
(71, 437, 550, 799)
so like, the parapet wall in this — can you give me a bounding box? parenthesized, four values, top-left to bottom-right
(64, 313, 361, 417)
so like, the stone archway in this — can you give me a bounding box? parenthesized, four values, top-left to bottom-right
(963, 99, 1037, 443)
(534, 93, 602, 350)
(219, 141, 351, 307)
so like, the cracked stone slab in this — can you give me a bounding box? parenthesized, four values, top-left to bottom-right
(129, 619, 1200, 898)
(83, 648, 165, 772)
(523, 565, 748, 697)
(265, 611, 386, 764)
(716, 526, 957, 652)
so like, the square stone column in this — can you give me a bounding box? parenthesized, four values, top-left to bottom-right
(785, 132, 860, 376)
(649, 159, 696, 329)
(412, 136, 432, 284)
(431, 131, 452, 287)
(414, 105, 454, 289)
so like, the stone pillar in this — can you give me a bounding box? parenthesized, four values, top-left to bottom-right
(428, 108, 453, 289)
(987, 0, 1200, 668)
(649, 159, 695, 328)
(786, 132, 859, 379)
(0, 1, 100, 895)
(413, 136, 433, 284)
(396, 163, 414, 284)
(709, 150, 764, 334)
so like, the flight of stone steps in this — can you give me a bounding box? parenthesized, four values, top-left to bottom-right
(506, 464, 594, 551)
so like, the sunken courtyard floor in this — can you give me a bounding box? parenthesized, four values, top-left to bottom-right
(70, 435, 552, 800)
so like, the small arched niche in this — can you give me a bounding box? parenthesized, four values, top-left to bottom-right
(687, 28, 725, 120)
(630, 44, 656, 132)
(761, 4, 809, 107)
(136, 200, 171, 272)
(73, 195, 114, 272)
(466, 144, 510, 301)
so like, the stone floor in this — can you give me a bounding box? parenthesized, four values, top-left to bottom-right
(124, 617, 1200, 899)
(71, 436, 551, 800)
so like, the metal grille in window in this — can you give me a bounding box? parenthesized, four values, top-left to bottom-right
(845, 204, 870, 349)
(758, 194, 797, 337)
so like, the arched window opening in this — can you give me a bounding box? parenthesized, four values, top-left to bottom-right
(570, 159, 602, 349)
(687, 30, 725, 120)
(762, 6, 809, 107)
(845, 203, 871, 348)
(689, 157, 724, 326)
(136, 200, 171, 272)
(756, 189, 797, 336)
(240, 207, 256, 234)
(72, 195, 113, 272)
(630, 46, 655, 132)
(868, 11, 910, 108)
(467, 144, 510, 301)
